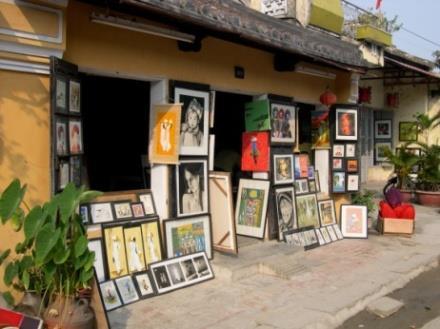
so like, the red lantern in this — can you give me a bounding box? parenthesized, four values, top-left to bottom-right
(358, 86, 372, 104)
(386, 92, 399, 108)
(320, 88, 337, 107)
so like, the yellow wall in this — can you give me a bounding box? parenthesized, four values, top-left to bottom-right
(428, 88, 440, 146)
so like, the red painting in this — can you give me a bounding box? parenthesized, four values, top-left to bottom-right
(241, 132, 270, 172)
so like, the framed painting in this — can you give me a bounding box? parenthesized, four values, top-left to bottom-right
(307, 166, 315, 179)
(133, 271, 156, 299)
(235, 179, 270, 239)
(241, 131, 270, 172)
(284, 229, 303, 247)
(295, 193, 320, 229)
(311, 110, 330, 149)
(138, 192, 157, 217)
(294, 178, 309, 195)
(302, 228, 320, 250)
(340, 205, 368, 238)
(346, 159, 358, 173)
(175, 87, 209, 156)
(208, 172, 238, 254)
(320, 227, 332, 244)
(274, 186, 296, 241)
(69, 156, 81, 187)
(123, 225, 147, 274)
(317, 199, 336, 226)
(163, 215, 212, 259)
(55, 78, 67, 113)
(55, 118, 68, 156)
(347, 174, 360, 192)
(326, 225, 338, 241)
(345, 143, 356, 157)
(140, 219, 163, 267)
(103, 225, 129, 279)
(58, 161, 70, 190)
(90, 202, 114, 224)
(149, 103, 182, 164)
(99, 280, 122, 311)
(88, 239, 106, 283)
(314, 170, 321, 192)
(69, 80, 81, 113)
(272, 154, 294, 185)
(375, 120, 392, 139)
(80, 204, 89, 225)
(332, 144, 345, 158)
(176, 159, 209, 217)
(244, 99, 271, 132)
(113, 202, 133, 220)
(375, 142, 392, 162)
(332, 172, 346, 193)
(399, 122, 418, 142)
(332, 158, 344, 171)
(115, 276, 140, 305)
(131, 203, 145, 218)
(315, 228, 326, 245)
(336, 108, 358, 141)
(308, 180, 317, 193)
(68, 119, 83, 154)
(332, 224, 344, 240)
(294, 154, 309, 179)
(270, 102, 296, 144)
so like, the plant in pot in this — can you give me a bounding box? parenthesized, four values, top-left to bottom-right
(0, 179, 101, 328)
(351, 190, 378, 228)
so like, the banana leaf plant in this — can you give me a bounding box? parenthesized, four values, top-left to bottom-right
(0, 179, 101, 312)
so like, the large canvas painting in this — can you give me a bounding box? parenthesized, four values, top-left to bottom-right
(270, 102, 295, 144)
(244, 99, 271, 132)
(311, 110, 330, 148)
(241, 131, 270, 172)
(149, 103, 181, 164)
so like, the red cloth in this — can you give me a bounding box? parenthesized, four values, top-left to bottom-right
(379, 201, 415, 220)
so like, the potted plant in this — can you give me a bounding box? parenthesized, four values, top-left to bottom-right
(351, 190, 378, 228)
(0, 179, 101, 328)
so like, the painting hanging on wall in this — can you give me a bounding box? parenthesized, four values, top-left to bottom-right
(235, 179, 270, 238)
(55, 119, 68, 156)
(273, 154, 294, 185)
(244, 99, 271, 132)
(241, 131, 270, 172)
(335, 108, 358, 141)
(375, 142, 392, 163)
(68, 119, 83, 154)
(375, 120, 392, 139)
(274, 186, 296, 240)
(55, 78, 67, 113)
(332, 172, 346, 193)
(311, 110, 330, 148)
(149, 104, 182, 164)
(270, 102, 296, 144)
(174, 87, 209, 156)
(399, 122, 418, 142)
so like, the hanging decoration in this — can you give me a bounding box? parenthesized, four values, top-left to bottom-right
(358, 86, 372, 104)
(319, 87, 337, 108)
(386, 92, 399, 108)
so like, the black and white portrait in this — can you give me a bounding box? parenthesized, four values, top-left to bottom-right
(275, 187, 296, 240)
(175, 87, 209, 156)
(153, 266, 171, 289)
(176, 159, 208, 217)
(180, 259, 198, 280)
(167, 263, 186, 285)
(193, 255, 209, 277)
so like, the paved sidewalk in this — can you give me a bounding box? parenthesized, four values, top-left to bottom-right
(108, 204, 440, 329)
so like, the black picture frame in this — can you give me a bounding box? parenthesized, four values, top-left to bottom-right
(131, 202, 146, 218)
(332, 172, 346, 194)
(139, 217, 164, 268)
(294, 178, 309, 195)
(346, 158, 359, 173)
(332, 158, 345, 171)
(113, 201, 134, 220)
(68, 118, 84, 155)
(89, 201, 115, 224)
(114, 275, 140, 306)
(98, 279, 123, 312)
(80, 204, 90, 225)
(54, 116, 69, 156)
(269, 100, 296, 145)
(317, 199, 337, 227)
(102, 223, 130, 280)
(88, 238, 107, 283)
(399, 121, 418, 142)
(137, 191, 158, 217)
(133, 270, 157, 299)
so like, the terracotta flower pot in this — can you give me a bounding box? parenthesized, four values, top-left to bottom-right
(399, 189, 414, 203)
(416, 190, 440, 207)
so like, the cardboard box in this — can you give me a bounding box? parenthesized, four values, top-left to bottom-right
(377, 217, 414, 236)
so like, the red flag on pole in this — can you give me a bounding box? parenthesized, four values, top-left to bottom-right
(376, 0, 382, 9)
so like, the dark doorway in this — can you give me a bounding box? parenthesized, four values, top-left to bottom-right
(212, 91, 253, 188)
(81, 74, 150, 191)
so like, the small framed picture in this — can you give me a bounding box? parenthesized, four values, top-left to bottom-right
(270, 102, 296, 145)
(345, 143, 356, 157)
(79, 204, 89, 225)
(335, 108, 358, 141)
(314, 170, 321, 192)
(69, 156, 81, 187)
(115, 276, 140, 305)
(99, 280, 122, 311)
(320, 227, 332, 244)
(346, 159, 358, 173)
(294, 178, 309, 195)
(326, 225, 338, 241)
(131, 203, 145, 218)
(88, 239, 106, 283)
(307, 166, 315, 179)
(303, 228, 320, 250)
(332, 158, 344, 171)
(332, 224, 344, 240)
(55, 118, 68, 156)
(332, 144, 345, 158)
(375, 120, 392, 139)
(399, 121, 418, 142)
(138, 192, 157, 217)
(123, 225, 147, 273)
(58, 161, 70, 190)
(294, 154, 309, 179)
(113, 202, 133, 220)
(375, 142, 392, 163)
(308, 180, 317, 193)
(273, 154, 294, 185)
(133, 272, 156, 298)
(295, 193, 320, 229)
(68, 119, 83, 154)
(140, 219, 163, 267)
(340, 205, 368, 239)
(90, 202, 114, 224)
(315, 229, 326, 245)
(69, 80, 81, 113)
(317, 199, 336, 226)
(347, 174, 360, 192)
(55, 78, 67, 112)
(332, 172, 346, 193)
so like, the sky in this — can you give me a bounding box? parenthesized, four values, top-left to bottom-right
(346, 0, 440, 62)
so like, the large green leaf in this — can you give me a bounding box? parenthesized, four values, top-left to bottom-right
(43, 261, 56, 285)
(79, 190, 102, 204)
(4, 262, 18, 286)
(22, 270, 30, 290)
(0, 249, 10, 265)
(84, 251, 95, 272)
(74, 252, 89, 271)
(74, 236, 88, 258)
(54, 247, 70, 265)
(0, 179, 26, 223)
(57, 183, 79, 224)
(10, 207, 25, 232)
(2, 291, 14, 307)
(35, 225, 60, 266)
(19, 256, 33, 272)
(42, 199, 58, 225)
(79, 267, 94, 285)
(14, 242, 26, 254)
(24, 206, 44, 241)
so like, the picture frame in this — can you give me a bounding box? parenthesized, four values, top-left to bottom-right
(311, 110, 330, 149)
(347, 174, 360, 192)
(163, 215, 212, 259)
(115, 276, 140, 305)
(308, 180, 317, 193)
(399, 121, 418, 142)
(315, 228, 326, 245)
(69, 80, 81, 113)
(208, 172, 238, 254)
(314, 170, 321, 193)
(317, 199, 337, 226)
(58, 161, 70, 190)
(320, 227, 332, 244)
(140, 219, 163, 267)
(69, 156, 81, 187)
(55, 78, 67, 113)
(270, 102, 296, 144)
(302, 227, 320, 250)
(332, 224, 344, 240)
(133, 271, 156, 298)
(307, 166, 315, 179)
(345, 143, 356, 157)
(138, 192, 157, 217)
(90, 202, 114, 224)
(335, 108, 358, 141)
(80, 204, 89, 225)
(245, 99, 271, 132)
(272, 154, 294, 185)
(294, 178, 309, 195)
(326, 225, 338, 242)
(295, 193, 320, 229)
(332, 172, 346, 193)
(149, 103, 182, 164)
(113, 202, 133, 220)
(175, 87, 210, 156)
(332, 144, 345, 158)
(68, 119, 83, 154)
(123, 225, 147, 274)
(131, 203, 145, 218)
(375, 119, 392, 139)
(241, 131, 270, 172)
(103, 225, 129, 279)
(274, 186, 297, 241)
(375, 142, 392, 163)
(176, 158, 209, 217)
(99, 280, 122, 311)
(235, 179, 270, 239)
(88, 239, 106, 283)
(346, 159, 359, 173)
(340, 204, 368, 239)
(55, 118, 68, 156)
(332, 158, 344, 171)
(294, 153, 309, 179)
(284, 230, 303, 247)
(149, 251, 214, 295)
